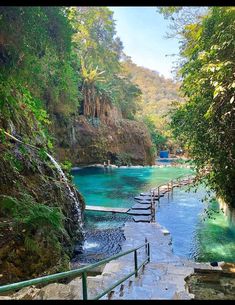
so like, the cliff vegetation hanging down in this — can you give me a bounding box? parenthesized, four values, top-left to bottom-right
(0, 6, 156, 284)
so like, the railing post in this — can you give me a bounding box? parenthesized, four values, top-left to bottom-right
(82, 272, 88, 300)
(145, 238, 148, 255)
(152, 190, 155, 222)
(147, 243, 150, 263)
(150, 190, 153, 222)
(134, 250, 138, 277)
(158, 186, 160, 199)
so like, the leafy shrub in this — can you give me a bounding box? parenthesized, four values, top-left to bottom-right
(114, 152, 132, 166)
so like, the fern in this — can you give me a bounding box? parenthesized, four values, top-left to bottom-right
(24, 235, 39, 252)
(0, 193, 66, 238)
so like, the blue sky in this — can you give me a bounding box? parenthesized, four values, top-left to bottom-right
(109, 7, 180, 79)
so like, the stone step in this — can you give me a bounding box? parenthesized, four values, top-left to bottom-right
(133, 215, 152, 222)
(135, 199, 155, 204)
(160, 190, 168, 194)
(139, 193, 163, 198)
(140, 192, 151, 196)
(127, 209, 151, 216)
(119, 286, 153, 300)
(140, 193, 160, 198)
(134, 196, 152, 201)
(131, 203, 151, 210)
(136, 199, 151, 204)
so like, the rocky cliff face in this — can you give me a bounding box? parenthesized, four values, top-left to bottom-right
(0, 110, 85, 284)
(51, 99, 154, 166)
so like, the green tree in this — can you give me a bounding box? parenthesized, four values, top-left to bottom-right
(142, 115, 168, 155)
(163, 7, 235, 207)
(67, 6, 141, 120)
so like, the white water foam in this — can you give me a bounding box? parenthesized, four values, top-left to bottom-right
(83, 241, 99, 250)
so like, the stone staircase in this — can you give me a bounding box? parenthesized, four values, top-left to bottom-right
(102, 261, 193, 300)
(4, 210, 222, 300)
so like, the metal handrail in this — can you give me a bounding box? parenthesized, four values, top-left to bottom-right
(150, 174, 195, 195)
(0, 240, 150, 300)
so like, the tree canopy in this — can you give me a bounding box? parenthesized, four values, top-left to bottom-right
(122, 57, 183, 153)
(0, 6, 143, 145)
(161, 7, 235, 207)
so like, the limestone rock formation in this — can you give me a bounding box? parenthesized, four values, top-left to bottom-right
(51, 99, 154, 166)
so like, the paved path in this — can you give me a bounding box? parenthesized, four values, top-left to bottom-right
(100, 222, 222, 300)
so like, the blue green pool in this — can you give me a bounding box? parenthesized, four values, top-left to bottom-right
(72, 166, 192, 208)
(72, 166, 235, 263)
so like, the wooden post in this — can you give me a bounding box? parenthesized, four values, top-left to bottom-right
(147, 243, 150, 262)
(152, 190, 155, 222)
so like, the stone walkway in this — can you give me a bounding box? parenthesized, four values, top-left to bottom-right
(2, 221, 222, 300)
(99, 222, 222, 300)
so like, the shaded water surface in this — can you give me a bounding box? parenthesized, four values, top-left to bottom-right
(73, 166, 192, 208)
(71, 211, 132, 266)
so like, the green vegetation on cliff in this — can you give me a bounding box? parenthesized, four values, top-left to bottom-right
(0, 6, 154, 283)
(0, 7, 83, 284)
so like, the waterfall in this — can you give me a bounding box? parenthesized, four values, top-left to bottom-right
(46, 153, 84, 234)
(1, 129, 84, 236)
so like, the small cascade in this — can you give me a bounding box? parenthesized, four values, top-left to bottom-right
(46, 153, 84, 235)
(1, 129, 85, 237)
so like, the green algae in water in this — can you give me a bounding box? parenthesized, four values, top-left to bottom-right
(195, 199, 235, 262)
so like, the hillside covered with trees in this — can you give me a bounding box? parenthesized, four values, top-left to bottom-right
(121, 57, 184, 154)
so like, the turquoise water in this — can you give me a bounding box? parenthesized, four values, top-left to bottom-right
(72, 167, 235, 263)
(73, 166, 192, 208)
